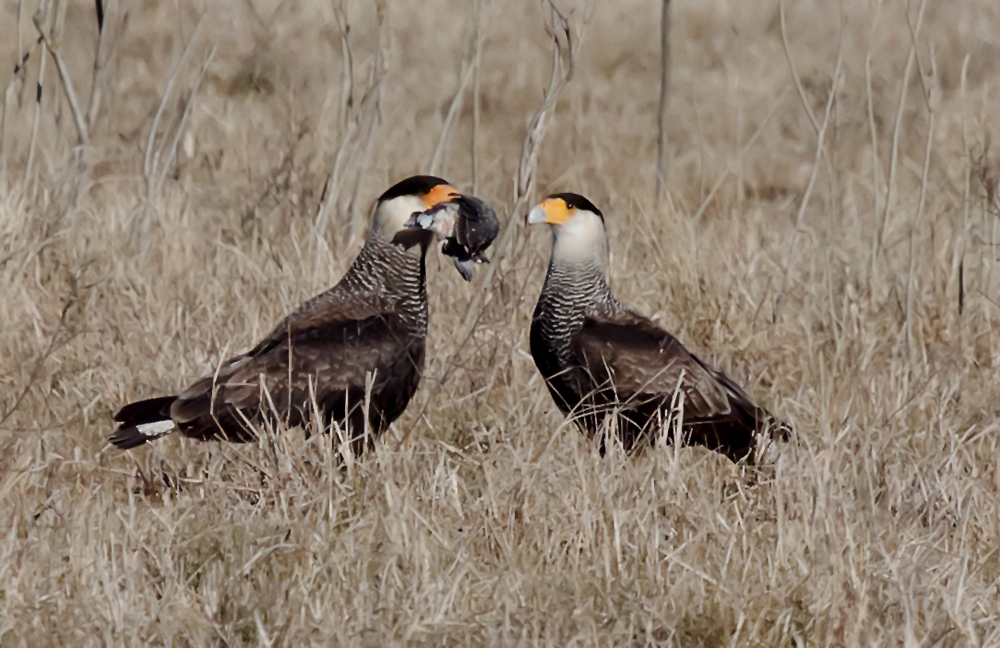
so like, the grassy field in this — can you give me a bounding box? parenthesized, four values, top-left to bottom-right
(2, 0, 1000, 644)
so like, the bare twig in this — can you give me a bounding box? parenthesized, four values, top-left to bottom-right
(334, 0, 354, 137)
(956, 54, 971, 317)
(691, 86, 789, 224)
(471, 0, 485, 194)
(142, 15, 205, 181)
(131, 15, 212, 249)
(153, 42, 217, 197)
(779, 0, 838, 224)
(86, 0, 109, 128)
(315, 0, 390, 241)
(313, 2, 356, 237)
(905, 39, 937, 358)
(773, 23, 844, 324)
(23, 42, 48, 195)
(0, 86, 10, 189)
(876, 0, 929, 252)
(779, 0, 820, 136)
(865, 0, 885, 286)
(344, 0, 390, 238)
(461, 0, 577, 330)
(654, 0, 671, 203)
(429, 0, 483, 177)
(2, 3, 35, 188)
(32, 0, 90, 146)
(0, 297, 76, 430)
(17, 0, 24, 65)
(394, 0, 584, 451)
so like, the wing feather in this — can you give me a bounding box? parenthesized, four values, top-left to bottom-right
(571, 314, 734, 421)
(169, 289, 411, 440)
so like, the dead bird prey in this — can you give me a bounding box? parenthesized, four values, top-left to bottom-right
(395, 195, 499, 281)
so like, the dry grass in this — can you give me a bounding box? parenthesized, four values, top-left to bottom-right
(2, 0, 1000, 644)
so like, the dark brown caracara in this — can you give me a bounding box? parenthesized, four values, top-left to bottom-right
(526, 193, 790, 463)
(111, 175, 473, 453)
(396, 195, 499, 281)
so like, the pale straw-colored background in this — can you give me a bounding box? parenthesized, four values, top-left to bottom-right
(1, 0, 999, 644)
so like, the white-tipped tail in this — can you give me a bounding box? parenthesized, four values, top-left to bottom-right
(136, 420, 175, 438)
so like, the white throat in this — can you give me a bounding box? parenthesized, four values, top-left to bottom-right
(373, 195, 427, 239)
(550, 212, 608, 269)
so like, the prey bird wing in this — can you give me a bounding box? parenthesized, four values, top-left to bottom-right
(397, 195, 499, 281)
(450, 195, 499, 262)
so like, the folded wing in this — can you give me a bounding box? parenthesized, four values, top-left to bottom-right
(570, 312, 778, 460)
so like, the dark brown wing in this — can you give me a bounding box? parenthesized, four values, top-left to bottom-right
(570, 312, 775, 460)
(571, 313, 731, 418)
(169, 293, 417, 442)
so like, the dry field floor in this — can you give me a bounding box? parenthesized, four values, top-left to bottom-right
(2, 0, 1000, 645)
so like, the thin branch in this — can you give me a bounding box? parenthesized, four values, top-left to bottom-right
(956, 54, 971, 317)
(33, 0, 90, 146)
(344, 0, 390, 238)
(905, 45, 936, 358)
(876, 0, 929, 252)
(23, 42, 48, 195)
(315, 0, 390, 241)
(313, 1, 356, 237)
(3, 2, 31, 188)
(394, 0, 584, 451)
(691, 86, 789, 224)
(654, 0, 671, 202)
(335, 0, 354, 136)
(0, 297, 76, 430)
(86, 0, 109, 129)
(865, 0, 885, 287)
(470, 0, 575, 305)
(17, 0, 24, 67)
(132, 14, 209, 250)
(773, 24, 844, 324)
(471, 0, 484, 194)
(429, 0, 482, 177)
(153, 41, 217, 197)
(779, 0, 820, 136)
(143, 15, 205, 180)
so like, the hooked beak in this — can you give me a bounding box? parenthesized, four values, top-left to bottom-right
(526, 204, 547, 226)
(526, 198, 574, 227)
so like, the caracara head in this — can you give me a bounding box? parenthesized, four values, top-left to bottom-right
(385, 177, 499, 281)
(526, 193, 607, 264)
(373, 175, 462, 242)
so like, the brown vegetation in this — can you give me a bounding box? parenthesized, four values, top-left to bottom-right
(2, 0, 1000, 644)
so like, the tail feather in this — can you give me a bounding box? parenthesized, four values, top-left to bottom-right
(452, 258, 474, 282)
(111, 396, 178, 449)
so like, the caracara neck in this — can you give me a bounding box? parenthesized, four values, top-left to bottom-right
(333, 213, 432, 327)
(532, 213, 629, 364)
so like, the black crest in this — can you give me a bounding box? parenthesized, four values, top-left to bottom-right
(379, 175, 450, 202)
(547, 193, 604, 220)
